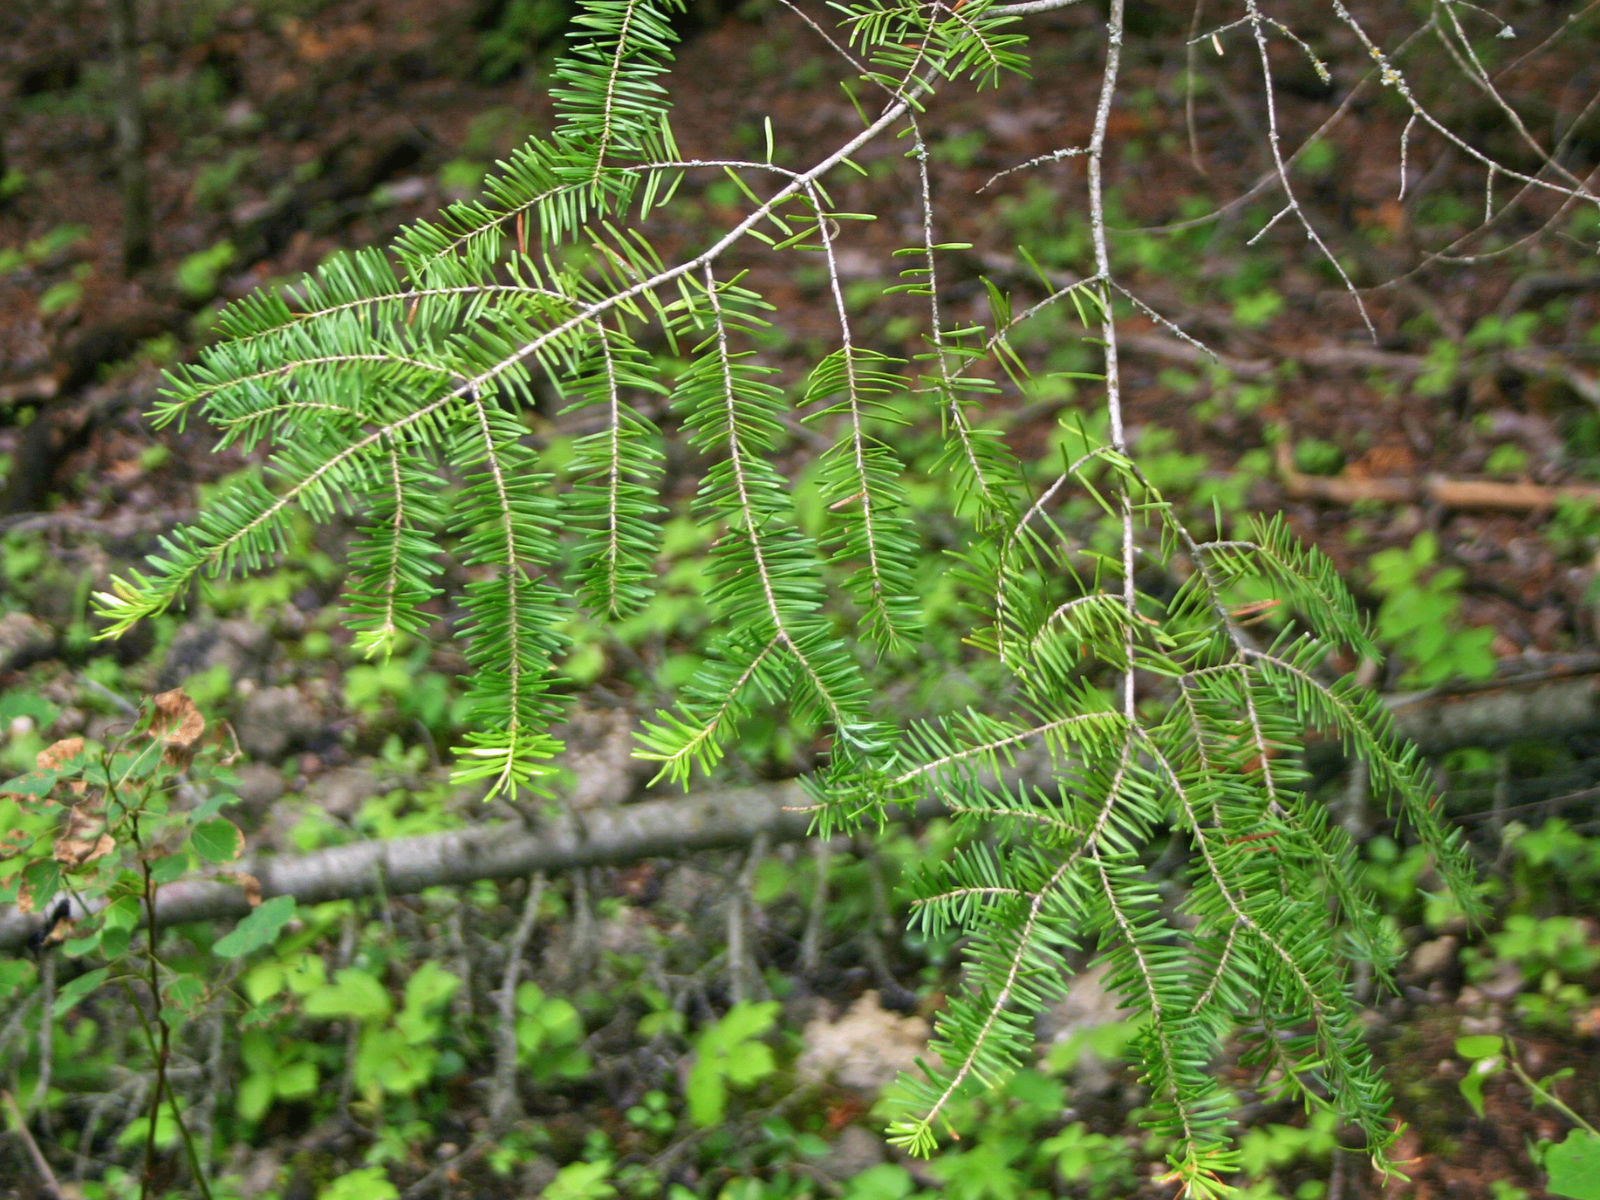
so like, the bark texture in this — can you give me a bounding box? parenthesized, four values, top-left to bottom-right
(0, 781, 827, 952)
(3, 670, 1598, 953)
(108, 0, 152, 272)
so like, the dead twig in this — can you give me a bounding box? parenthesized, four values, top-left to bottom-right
(2, 1088, 65, 1200)
(726, 834, 769, 1005)
(490, 874, 546, 1129)
(1276, 442, 1600, 512)
(799, 839, 830, 977)
(399, 1131, 497, 1200)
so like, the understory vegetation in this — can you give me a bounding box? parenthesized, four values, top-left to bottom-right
(3, 0, 1600, 1198)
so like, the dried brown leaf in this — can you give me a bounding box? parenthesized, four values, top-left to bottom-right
(149, 689, 206, 769)
(221, 870, 263, 907)
(52, 833, 114, 868)
(36, 737, 84, 771)
(54, 805, 114, 867)
(53, 802, 113, 869)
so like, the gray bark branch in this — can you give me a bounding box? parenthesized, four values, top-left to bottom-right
(1388, 670, 1600, 754)
(4, 667, 1599, 953)
(107, 0, 152, 272)
(0, 782, 817, 954)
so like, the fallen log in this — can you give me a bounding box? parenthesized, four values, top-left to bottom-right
(1387, 670, 1600, 754)
(1115, 330, 1430, 381)
(1275, 442, 1600, 511)
(0, 781, 842, 954)
(4, 664, 1600, 953)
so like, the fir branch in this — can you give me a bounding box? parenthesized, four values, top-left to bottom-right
(88, 0, 1514, 1182)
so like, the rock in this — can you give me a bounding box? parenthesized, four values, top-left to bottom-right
(232, 763, 288, 827)
(0, 612, 56, 672)
(1479, 961, 1527, 1002)
(1037, 962, 1126, 1043)
(518, 1155, 559, 1196)
(1405, 935, 1459, 981)
(48, 706, 86, 738)
(1038, 962, 1131, 1095)
(797, 990, 930, 1093)
(232, 1147, 283, 1198)
(658, 865, 723, 920)
(597, 906, 656, 957)
(236, 686, 321, 761)
(818, 1126, 887, 1181)
(85, 713, 124, 744)
(159, 619, 275, 690)
(306, 766, 384, 821)
(555, 703, 646, 811)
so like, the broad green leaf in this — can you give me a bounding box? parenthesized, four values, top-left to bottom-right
(303, 968, 392, 1022)
(532, 1045, 591, 1083)
(190, 792, 236, 822)
(699, 1001, 778, 1054)
(20, 859, 61, 912)
(724, 1042, 775, 1086)
(686, 1063, 727, 1127)
(53, 966, 109, 1016)
(164, 974, 209, 1016)
(318, 1166, 399, 1200)
(1458, 1056, 1498, 1118)
(637, 1009, 685, 1039)
(236, 1072, 276, 1123)
(99, 926, 131, 960)
(395, 1005, 442, 1047)
(62, 929, 101, 957)
(516, 1014, 547, 1056)
(535, 998, 582, 1045)
(117, 1103, 181, 1150)
(214, 895, 297, 958)
(102, 896, 142, 931)
(1454, 1036, 1503, 1060)
(543, 1160, 616, 1200)
(191, 818, 244, 864)
(239, 1031, 279, 1075)
(840, 1164, 914, 1200)
(276, 1059, 319, 1100)
(0, 960, 36, 999)
(356, 1025, 433, 1096)
(1547, 1131, 1600, 1200)
(401, 960, 459, 1015)
(284, 953, 327, 995)
(515, 981, 546, 1015)
(150, 854, 189, 884)
(1, 770, 59, 798)
(244, 963, 286, 1005)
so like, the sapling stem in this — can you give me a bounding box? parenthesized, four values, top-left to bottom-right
(1505, 1040, 1600, 1137)
(124, 797, 213, 1200)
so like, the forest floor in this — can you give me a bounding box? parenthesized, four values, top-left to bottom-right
(3, 1, 1600, 1198)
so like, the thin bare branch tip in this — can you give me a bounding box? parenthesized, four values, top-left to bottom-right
(988, 0, 1084, 15)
